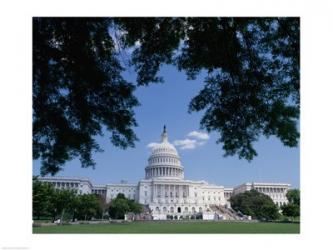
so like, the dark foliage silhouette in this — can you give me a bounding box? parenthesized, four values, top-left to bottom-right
(33, 17, 299, 175)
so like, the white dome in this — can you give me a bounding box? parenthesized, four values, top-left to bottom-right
(150, 139, 178, 157)
(145, 126, 184, 180)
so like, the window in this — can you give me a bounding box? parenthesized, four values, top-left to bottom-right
(145, 191, 147, 196)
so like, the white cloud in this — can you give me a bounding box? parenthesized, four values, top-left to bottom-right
(148, 130, 210, 151)
(197, 141, 207, 146)
(173, 139, 197, 150)
(147, 142, 159, 148)
(173, 130, 210, 150)
(187, 131, 210, 140)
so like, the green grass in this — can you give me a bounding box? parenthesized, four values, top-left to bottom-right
(33, 221, 300, 234)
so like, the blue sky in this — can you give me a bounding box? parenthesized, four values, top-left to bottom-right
(33, 65, 300, 188)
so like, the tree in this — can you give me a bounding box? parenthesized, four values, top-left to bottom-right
(286, 189, 300, 205)
(230, 189, 279, 220)
(108, 193, 142, 219)
(281, 203, 300, 219)
(108, 195, 130, 219)
(49, 188, 76, 222)
(33, 18, 139, 175)
(128, 199, 143, 215)
(96, 195, 109, 219)
(76, 194, 102, 220)
(115, 17, 299, 161)
(32, 177, 55, 219)
(34, 18, 300, 175)
(281, 189, 300, 220)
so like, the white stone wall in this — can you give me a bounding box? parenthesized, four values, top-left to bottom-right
(79, 180, 92, 194)
(38, 177, 94, 195)
(106, 184, 138, 203)
(233, 182, 290, 207)
(198, 185, 225, 206)
(138, 180, 152, 205)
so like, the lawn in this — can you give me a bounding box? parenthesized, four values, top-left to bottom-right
(33, 221, 300, 234)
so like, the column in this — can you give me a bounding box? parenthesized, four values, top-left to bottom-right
(162, 185, 165, 198)
(154, 184, 157, 201)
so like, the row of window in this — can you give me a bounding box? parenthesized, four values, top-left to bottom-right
(269, 193, 286, 199)
(276, 201, 287, 206)
(92, 189, 106, 194)
(154, 206, 203, 213)
(201, 191, 223, 195)
(110, 188, 136, 192)
(202, 196, 222, 201)
(110, 193, 135, 199)
(153, 148, 173, 153)
(254, 187, 286, 193)
(149, 157, 179, 165)
(50, 182, 79, 188)
(146, 167, 182, 176)
(155, 192, 187, 198)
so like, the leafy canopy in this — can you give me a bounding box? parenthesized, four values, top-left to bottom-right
(108, 193, 143, 219)
(33, 17, 299, 175)
(286, 189, 300, 205)
(115, 17, 299, 161)
(33, 177, 104, 221)
(281, 189, 300, 219)
(33, 18, 139, 175)
(230, 189, 279, 220)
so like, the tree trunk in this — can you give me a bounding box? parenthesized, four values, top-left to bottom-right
(60, 209, 65, 224)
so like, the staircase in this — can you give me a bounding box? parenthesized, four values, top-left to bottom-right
(209, 205, 243, 220)
(141, 205, 153, 220)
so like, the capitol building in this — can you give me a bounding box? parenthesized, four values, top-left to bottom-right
(39, 126, 291, 220)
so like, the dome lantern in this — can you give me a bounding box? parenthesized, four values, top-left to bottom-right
(161, 125, 168, 142)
